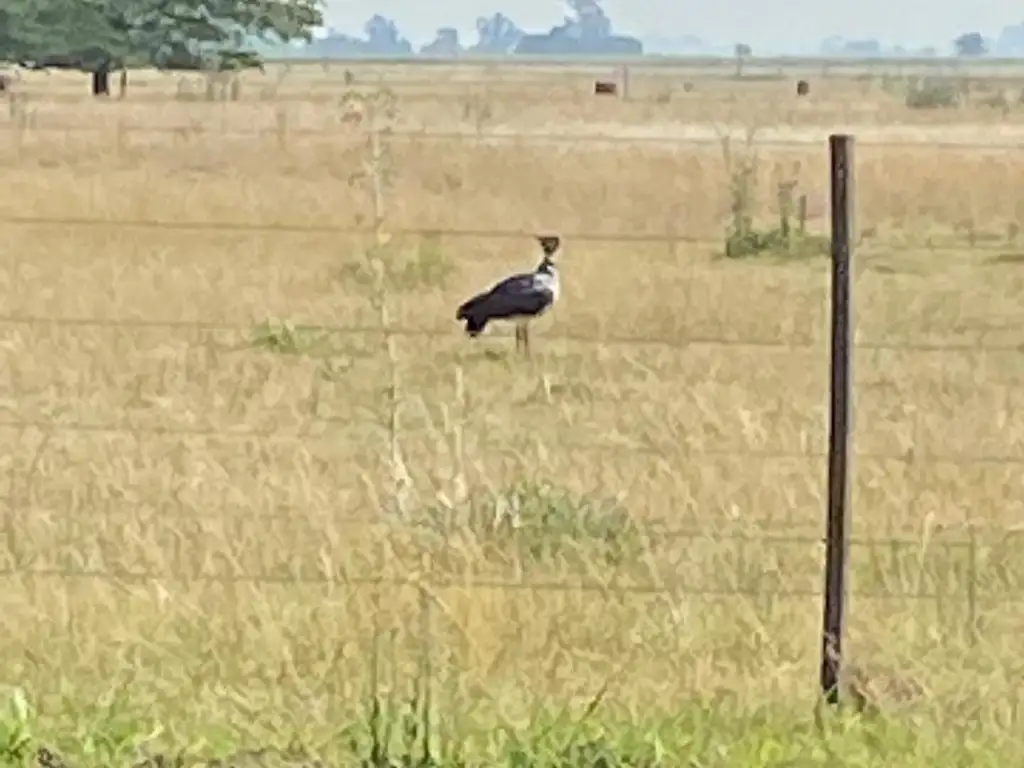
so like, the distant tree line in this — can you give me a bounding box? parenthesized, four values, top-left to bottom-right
(8, 0, 1024, 102)
(291, 0, 642, 58)
(817, 25, 1024, 58)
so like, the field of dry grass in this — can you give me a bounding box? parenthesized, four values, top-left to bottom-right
(0, 64, 1023, 764)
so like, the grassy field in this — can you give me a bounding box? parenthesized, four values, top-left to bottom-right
(0, 64, 1023, 765)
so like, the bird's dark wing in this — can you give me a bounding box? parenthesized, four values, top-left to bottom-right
(456, 266, 559, 327)
(469, 287, 551, 321)
(457, 271, 552, 320)
(489, 272, 536, 295)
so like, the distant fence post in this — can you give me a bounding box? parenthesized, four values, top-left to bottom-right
(819, 134, 855, 706)
(619, 64, 632, 100)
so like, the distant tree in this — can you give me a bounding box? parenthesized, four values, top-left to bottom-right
(566, 0, 611, 39)
(304, 30, 368, 57)
(301, 16, 411, 57)
(954, 32, 987, 56)
(0, 1, 37, 62)
(515, 0, 640, 55)
(819, 36, 845, 55)
(995, 24, 1024, 55)
(472, 12, 523, 53)
(1, 0, 321, 94)
(515, 32, 640, 55)
(734, 43, 751, 77)
(363, 14, 413, 54)
(421, 27, 461, 56)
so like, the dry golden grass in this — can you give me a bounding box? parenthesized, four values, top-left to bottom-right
(0, 65, 1023, 763)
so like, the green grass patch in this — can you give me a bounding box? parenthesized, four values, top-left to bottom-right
(339, 235, 457, 293)
(0, 688, 1020, 766)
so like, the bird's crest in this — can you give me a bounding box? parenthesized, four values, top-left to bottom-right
(536, 235, 561, 257)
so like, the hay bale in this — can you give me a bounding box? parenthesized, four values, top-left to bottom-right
(796, 80, 810, 96)
(594, 80, 617, 96)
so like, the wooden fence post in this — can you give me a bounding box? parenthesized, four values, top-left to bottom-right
(819, 134, 855, 705)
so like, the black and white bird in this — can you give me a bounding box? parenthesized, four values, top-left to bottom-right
(455, 235, 561, 355)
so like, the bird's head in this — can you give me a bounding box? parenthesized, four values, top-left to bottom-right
(535, 235, 561, 274)
(536, 235, 561, 257)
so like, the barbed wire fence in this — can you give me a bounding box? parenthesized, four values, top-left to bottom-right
(2, 121, 1022, 262)
(0, 120, 1022, 710)
(7, 119, 1024, 152)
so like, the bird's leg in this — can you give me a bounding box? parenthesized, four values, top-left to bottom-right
(522, 324, 531, 357)
(514, 325, 523, 353)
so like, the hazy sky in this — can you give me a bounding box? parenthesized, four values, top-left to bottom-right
(321, 0, 1023, 52)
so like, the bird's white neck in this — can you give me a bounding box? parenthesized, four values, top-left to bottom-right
(536, 253, 559, 274)
(534, 256, 560, 301)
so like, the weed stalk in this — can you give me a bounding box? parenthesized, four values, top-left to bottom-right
(450, 366, 468, 528)
(363, 89, 412, 519)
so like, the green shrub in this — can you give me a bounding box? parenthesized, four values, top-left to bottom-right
(340, 235, 456, 293)
(250, 318, 324, 354)
(723, 179, 828, 261)
(494, 480, 640, 565)
(725, 227, 829, 260)
(423, 480, 643, 568)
